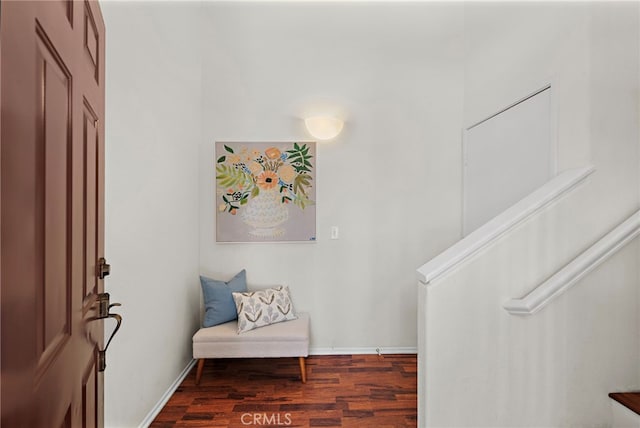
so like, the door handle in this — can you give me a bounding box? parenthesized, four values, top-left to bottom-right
(91, 292, 123, 372)
(97, 312, 122, 372)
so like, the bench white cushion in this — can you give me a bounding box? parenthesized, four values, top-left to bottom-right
(193, 312, 309, 359)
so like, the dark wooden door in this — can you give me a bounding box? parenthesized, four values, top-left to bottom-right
(1, 1, 107, 426)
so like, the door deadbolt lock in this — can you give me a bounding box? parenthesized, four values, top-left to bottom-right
(97, 257, 110, 279)
(92, 292, 122, 372)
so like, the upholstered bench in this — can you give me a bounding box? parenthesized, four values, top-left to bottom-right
(193, 312, 310, 384)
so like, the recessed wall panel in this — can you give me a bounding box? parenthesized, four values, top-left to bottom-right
(463, 88, 553, 235)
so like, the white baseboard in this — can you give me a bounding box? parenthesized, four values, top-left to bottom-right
(138, 359, 197, 428)
(310, 347, 417, 355)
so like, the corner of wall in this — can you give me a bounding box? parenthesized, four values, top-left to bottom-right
(102, 2, 203, 426)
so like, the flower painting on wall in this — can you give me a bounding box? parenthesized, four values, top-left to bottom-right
(215, 142, 316, 242)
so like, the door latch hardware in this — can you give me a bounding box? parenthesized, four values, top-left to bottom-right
(91, 292, 122, 372)
(97, 257, 110, 279)
(96, 291, 121, 318)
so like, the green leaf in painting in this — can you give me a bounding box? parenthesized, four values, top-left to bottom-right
(217, 156, 226, 163)
(224, 144, 234, 153)
(216, 164, 253, 189)
(293, 192, 314, 210)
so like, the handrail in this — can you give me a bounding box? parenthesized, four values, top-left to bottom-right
(504, 209, 640, 315)
(417, 166, 596, 285)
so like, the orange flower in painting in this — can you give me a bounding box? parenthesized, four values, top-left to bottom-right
(248, 161, 262, 176)
(265, 147, 281, 160)
(256, 171, 278, 190)
(278, 164, 296, 183)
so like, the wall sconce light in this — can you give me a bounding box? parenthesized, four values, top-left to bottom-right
(304, 116, 344, 141)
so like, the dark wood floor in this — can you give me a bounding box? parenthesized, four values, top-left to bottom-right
(151, 354, 417, 428)
(610, 392, 640, 415)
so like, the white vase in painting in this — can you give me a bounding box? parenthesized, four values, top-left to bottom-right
(241, 189, 289, 238)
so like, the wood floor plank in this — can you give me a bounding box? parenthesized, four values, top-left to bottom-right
(609, 392, 640, 415)
(150, 354, 416, 427)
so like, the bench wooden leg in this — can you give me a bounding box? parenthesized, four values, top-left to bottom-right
(298, 357, 307, 383)
(195, 358, 206, 385)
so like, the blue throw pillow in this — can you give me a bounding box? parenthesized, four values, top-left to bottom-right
(201, 270, 247, 327)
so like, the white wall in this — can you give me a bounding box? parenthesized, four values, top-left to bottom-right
(198, 2, 464, 352)
(464, 2, 591, 171)
(102, 2, 202, 427)
(98, 1, 640, 426)
(421, 2, 640, 426)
